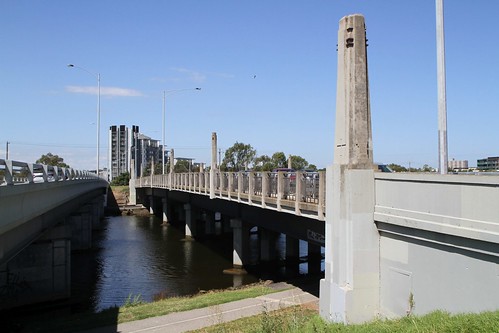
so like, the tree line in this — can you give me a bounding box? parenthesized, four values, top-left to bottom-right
(219, 142, 317, 172)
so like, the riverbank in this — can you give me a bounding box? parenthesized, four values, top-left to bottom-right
(4, 281, 284, 333)
(108, 185, 149, 216)
(196, 308, 499, 333)
(9, 280, 498, 333)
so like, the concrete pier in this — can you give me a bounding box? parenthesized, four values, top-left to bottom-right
(319, 14, 379, 324)
(67, 212, 92, 250)
(183, 203, 195, 240)
(260, 228, 279, 262)
(161, 198, 169, 224)
(224, 218, 250, 274)
(0, 224, 71, 309)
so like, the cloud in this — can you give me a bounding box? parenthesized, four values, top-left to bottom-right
(66, 86, 144, 97)
(170, 67, 207, 83)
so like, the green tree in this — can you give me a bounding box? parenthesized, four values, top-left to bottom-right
(289, 155, 308, 170)
(307, 164, 318, 171)
(36, 153, 69, 168)
(143, 161, 163, 176)
(254, 155, 274, 171)
(421, 164, 434, 172)
(174, 160, 190, 173)
(388, 163, 407, 172)
(271, 152, 287, 169)
(111, 172, 130, 186)
(221, 142, 256, 171)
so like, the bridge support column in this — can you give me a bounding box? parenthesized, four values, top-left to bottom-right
(78, 203, 99, 231)
(161, 198, 169, 224)
(260, 228, 279, 263)
(308, 243, 322, 275)
(285, 235, 300, 276)
(224, 218, 249, 274)
(67, 212, 92, 250)
(319, 14, 379, 324)
(222, 214, 232, 234)
(129, 166, 137, 205)
(0, 224, 71, 310)
(149, 196, 155, 215)
(203, 212, 216, 236)
(215, 211, 222, 235)
(90, 199, 103, 229)
(286, 235, 300, 262)
(183, 203, 196, 240)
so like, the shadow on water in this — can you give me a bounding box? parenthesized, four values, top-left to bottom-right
(1, 213, 323, 332)
(0, 218, 120, 333)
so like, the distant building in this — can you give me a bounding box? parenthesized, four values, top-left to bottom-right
(448, 159, 468, 170)
(108, 125, 130, 181)
(477, 156, 499, 171)
(109, 125, 164, 181)
(132, 132, 163, 177)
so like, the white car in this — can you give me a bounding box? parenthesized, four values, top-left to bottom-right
(33, 172, 55, 183)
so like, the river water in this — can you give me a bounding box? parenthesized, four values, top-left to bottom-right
(71, 214, 322, 313)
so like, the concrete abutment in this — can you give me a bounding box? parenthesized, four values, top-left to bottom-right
(0, 193, 106, 310)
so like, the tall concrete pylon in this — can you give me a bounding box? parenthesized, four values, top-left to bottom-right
(210, 132, 217, 199)
(319, 14, 379, 324)
(333, 14, 373, 168)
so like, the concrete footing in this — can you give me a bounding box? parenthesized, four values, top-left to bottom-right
(0, 224, 71, 310)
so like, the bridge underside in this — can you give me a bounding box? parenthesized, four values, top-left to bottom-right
(0, 188, 106, 267)
(0, 185, 107, 310)
(137, 187, 325, 247)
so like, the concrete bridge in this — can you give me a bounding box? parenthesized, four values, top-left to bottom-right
(133, 166, 327, 275)
(1, 13, 498, 324)
(0, 159, 108, 308)
(133, 13, 499, 324)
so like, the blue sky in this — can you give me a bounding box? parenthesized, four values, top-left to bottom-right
(1, 1, 498, 170)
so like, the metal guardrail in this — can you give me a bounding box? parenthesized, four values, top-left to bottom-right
(0, 159, 102, 186)
(135, 170, 325, 220)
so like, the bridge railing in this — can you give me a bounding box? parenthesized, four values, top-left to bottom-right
(136, 170, 325, 220)
(0, 159, 101, 186)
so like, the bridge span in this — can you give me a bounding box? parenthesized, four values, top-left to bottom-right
(133, 170, 327, 275)
(1, 13, 498, 324)
(136, 13, 499, 324)
(0, 159, 108, 308)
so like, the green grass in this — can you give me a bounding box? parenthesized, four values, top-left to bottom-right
(197, 308, 499, 333)
(6, 282, 279, 333)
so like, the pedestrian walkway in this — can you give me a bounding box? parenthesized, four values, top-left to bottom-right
(82, 284, 318, 333)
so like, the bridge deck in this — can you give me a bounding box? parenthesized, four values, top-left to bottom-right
(135, 170, 325, 220)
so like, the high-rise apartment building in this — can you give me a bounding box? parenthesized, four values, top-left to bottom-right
(108, 125, 129, 181)
(131, 132, 162, 177)
(109, 125, 164, 180)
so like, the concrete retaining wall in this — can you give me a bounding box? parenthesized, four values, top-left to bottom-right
(375, 173, 499, 317)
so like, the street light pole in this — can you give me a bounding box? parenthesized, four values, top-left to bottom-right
(67, 64, 101, 175)
(436, 0, 448, 174)
(162, 88, 201, 175)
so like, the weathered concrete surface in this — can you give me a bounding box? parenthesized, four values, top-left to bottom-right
(320, 13, 379, 324)
(375, 173, 499, 317)
(0, 224, 71, 309)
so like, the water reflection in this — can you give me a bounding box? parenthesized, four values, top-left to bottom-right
(89, 215, 259, 311)
(72, 214, 323, 313)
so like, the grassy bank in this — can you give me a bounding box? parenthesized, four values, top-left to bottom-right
(197, 307, 499, 333)
(6, 282, 279, 333)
